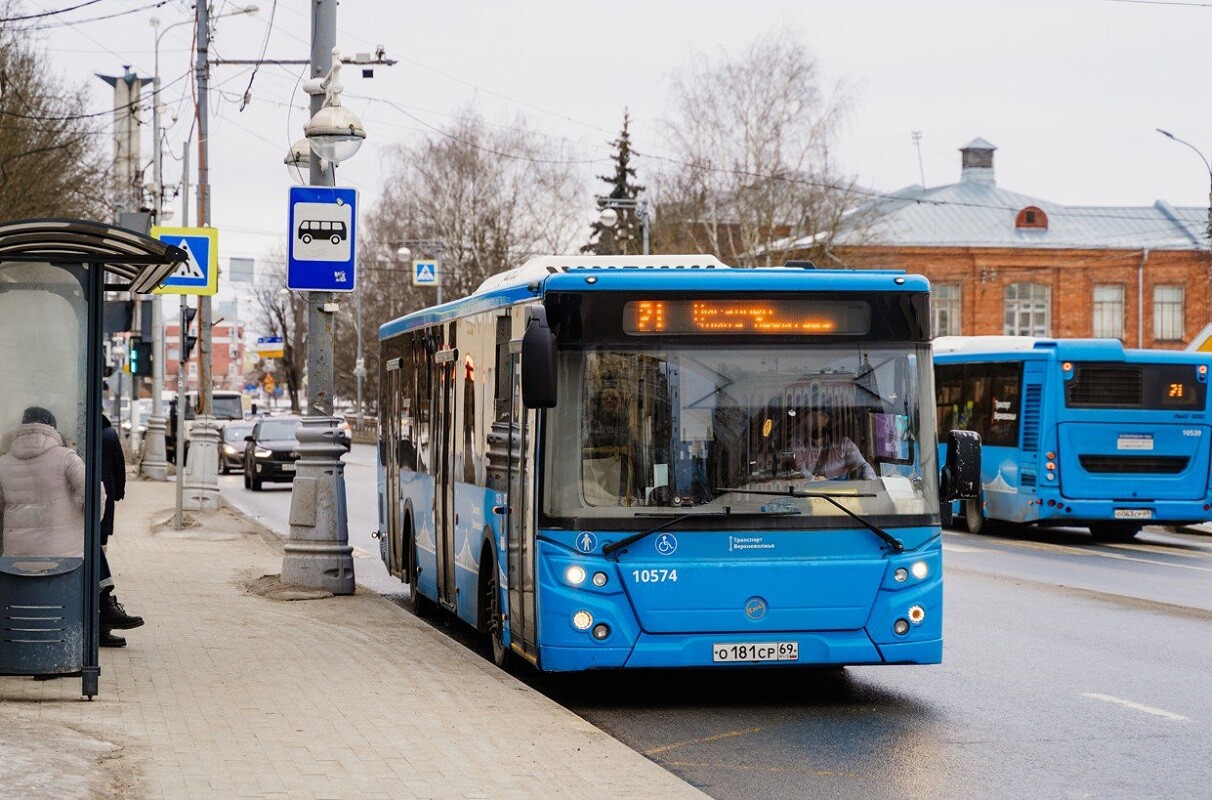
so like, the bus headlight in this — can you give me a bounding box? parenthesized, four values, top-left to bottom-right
(908, 605, 926, 625)
(572, 610, 593, 631)
(592, 572, 608, 587)
(911, 561, 928, 580)
(893, 619, 910, 635)
(592, 624, 610, 640)
(894, 568, 908, 583)
(564, 565, 587, 586)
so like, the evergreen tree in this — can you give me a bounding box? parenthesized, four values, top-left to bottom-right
(582, 112, 645, 255)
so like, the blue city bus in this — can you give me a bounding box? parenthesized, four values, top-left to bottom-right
(934, 336, 1212, 541)
(377, 256, 978, 672)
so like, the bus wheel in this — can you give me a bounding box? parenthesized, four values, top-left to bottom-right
(330, 235, 341, 245)
(406, 526, 434, 618)
(1090, 524, 1140, 542)
(301, 234, 312, 244)
(964, 499, 986, 534)
(481, 549, 511, 670)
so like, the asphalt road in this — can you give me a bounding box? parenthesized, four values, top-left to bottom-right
(220, 458, 1212, 799)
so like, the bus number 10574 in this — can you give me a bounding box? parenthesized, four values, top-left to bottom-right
(632, 569, 678, 583)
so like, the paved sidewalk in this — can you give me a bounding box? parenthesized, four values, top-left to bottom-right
(0, 479, 709, 800)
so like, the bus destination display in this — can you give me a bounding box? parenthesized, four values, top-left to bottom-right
(623, 299, 871, 335)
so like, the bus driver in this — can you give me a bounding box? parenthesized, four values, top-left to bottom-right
(789, 407, 875, 481)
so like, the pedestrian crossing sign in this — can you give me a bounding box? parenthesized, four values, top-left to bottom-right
(413, 259, 439, 287)
(151, 226, 219, 296)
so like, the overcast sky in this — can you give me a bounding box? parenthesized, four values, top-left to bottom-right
(30, 0, 1212, 274)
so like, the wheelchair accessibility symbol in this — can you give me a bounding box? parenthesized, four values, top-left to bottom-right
(655, 533, 678, 556)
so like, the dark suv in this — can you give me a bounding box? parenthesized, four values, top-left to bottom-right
(242, 417, 302, 491)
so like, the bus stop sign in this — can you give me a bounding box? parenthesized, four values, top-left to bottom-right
(287, 186, 357, 292)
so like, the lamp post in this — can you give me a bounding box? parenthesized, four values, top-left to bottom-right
(1157, 128, 1212, 244)
(396, 239, 447, 305)
(144, 5, 258, 483)
(280, 4, 365, 594)
(597, 196, 652, 255)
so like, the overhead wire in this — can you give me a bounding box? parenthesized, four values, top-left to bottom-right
(23, 0, 174, 31)
(238, 0, 278, 111)
(0, 0, 103, 23)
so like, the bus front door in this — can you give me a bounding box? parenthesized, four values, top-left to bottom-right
(506, 343, 538, 661)
(434, 329, 458, 609)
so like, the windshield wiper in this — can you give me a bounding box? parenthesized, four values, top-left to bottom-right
(712, 487, 904, 553)
(602, 509, 799, 560)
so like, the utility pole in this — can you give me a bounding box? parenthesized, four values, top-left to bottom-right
(183, 0, 221, 510)
(281, 0, 354, 593)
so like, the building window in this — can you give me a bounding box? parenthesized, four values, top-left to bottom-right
(1004, 282, 1051, 337)
(1092, 285, 1124, 340)
(932, 283, 962, 337)
(1154, 285, 1185, 341)
(1015, 206, 1048, 229)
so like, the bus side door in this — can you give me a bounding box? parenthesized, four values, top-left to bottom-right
(383, 357, 403, 578)
(434, 324, 458, 609)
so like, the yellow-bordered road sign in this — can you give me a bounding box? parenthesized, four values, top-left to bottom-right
(151, 226, 219, 296)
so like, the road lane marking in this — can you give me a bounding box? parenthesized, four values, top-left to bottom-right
(942, 543, 987, 553)
(660, 760, 858, 777)
(1082, 693, 1189, 721)
(953, 535, 1212, 573)
(644, 726, 762, 756)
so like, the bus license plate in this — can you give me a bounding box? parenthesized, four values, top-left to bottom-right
(1114, 508, 1151, 519)
(281, 463, 296, 472)
(712, 642, 799, 663)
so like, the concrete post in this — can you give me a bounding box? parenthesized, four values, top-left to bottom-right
(281, 0, 354, 593)
(185, 0, 221, 510)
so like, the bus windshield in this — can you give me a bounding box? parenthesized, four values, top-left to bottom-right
(543, 344, 938, 527)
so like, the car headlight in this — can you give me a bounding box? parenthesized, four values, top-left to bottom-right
(222, 445, 237, 455)
(254, 447, 272, 458)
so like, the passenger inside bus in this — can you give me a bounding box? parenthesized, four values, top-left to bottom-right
(582, 385, 636, 505)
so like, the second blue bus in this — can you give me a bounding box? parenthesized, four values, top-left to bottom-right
(934, 336, 1212, 541)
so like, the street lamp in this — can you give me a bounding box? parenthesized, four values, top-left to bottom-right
(396, 239, 447, 305)
(303, 50, 366, 163)
(1157, 128, 1212, 243)
(596, 196, 652, 255)
(143, 4, 258, 484)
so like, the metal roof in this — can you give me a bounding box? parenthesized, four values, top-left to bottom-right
(786, 139, 1208, 252)
(0, 218, 185, 293)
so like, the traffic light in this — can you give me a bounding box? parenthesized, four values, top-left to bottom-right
(128, 338, 153, 376)
(181, 334, 198, 363)
(180, 304, 198, 363)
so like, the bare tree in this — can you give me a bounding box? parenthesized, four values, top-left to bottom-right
(338, 109, 585, 412)
(250, 250, 306, 414)
(653, 28, 872, 266)
(0, 5, 111, 220)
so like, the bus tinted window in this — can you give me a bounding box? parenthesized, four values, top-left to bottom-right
(935, 363, 1021, 447)
(1065, 363, 1206, 410)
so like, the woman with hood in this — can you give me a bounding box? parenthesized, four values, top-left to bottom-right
(0, 406, 91, 557)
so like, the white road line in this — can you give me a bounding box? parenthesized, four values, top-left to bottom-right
(942, 543, 987, 553)
(1082, 693, 1189, 721)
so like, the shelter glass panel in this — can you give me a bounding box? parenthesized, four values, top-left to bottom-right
(0, 261, 89, 558)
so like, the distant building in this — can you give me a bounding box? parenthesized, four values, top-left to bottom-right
(795, 138, 1209, 348)
(165, 320, 246, 391)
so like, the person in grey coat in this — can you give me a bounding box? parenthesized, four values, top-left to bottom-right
(0, 406, 90, 557)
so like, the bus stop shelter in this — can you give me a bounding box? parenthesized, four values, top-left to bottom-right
(0, 219, 183, 698)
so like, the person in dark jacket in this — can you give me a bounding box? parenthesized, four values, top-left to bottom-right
(100, 415, 143, 647)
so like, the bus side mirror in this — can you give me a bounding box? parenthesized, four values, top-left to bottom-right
(521, 306, 557, 409)
(940, 429, 981, 502)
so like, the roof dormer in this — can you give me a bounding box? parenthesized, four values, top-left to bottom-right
(1015, 206, 1048, 229)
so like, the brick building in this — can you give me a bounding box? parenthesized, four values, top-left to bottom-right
(800, 139, 1209, 349)
(165, 320, 246, 391)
